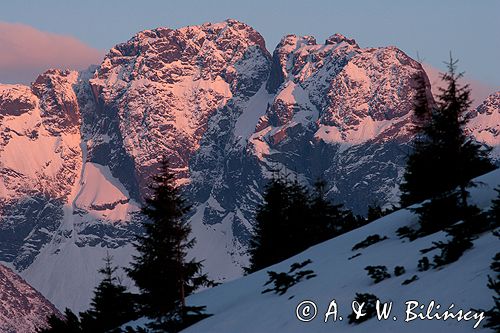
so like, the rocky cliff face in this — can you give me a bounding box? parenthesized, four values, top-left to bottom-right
(88, 19, 271, 192)
(0, 263, 60, 333)
(467, 91, 500, 157)
(0, 19, 497, 313)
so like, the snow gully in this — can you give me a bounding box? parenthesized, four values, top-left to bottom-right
(405, 300, 485, 329)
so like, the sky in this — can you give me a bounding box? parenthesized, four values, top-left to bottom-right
(0, 0, 498, 93)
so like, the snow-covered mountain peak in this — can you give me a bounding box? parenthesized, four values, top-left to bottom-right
(261, 32, 428, 148)
(88, 19, 271, 192)
(325, 33, 358, 46)
(93, 19, 269, 91)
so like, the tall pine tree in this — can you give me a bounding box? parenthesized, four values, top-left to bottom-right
(400, 56, 494, 209)
(127, 159, 209, 331)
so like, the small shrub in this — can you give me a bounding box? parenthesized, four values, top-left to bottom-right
(352, 234, 388, 251)
(396, 226, 418, 241)
(433, 238, 473, 267)
(413, 193, 463, 235)
(394, 266, 405, 276)
(417, 256, 430, 271)
(402, 275, 419, 285)
(262, 260, 316, 295)
(365, 265, 391, 283)
(348, 253, 362, 260)
(348, 293, 378, 324)
(419, 245, 438, 254)
(433, 228, 473, 267)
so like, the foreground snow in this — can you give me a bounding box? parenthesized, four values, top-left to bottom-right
(178, 169, 500, 332)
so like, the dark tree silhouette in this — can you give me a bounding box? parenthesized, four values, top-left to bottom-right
(247, 174, 360, 273)
(400, 56, 494, 208)
(37, 309, 82, 333)
(127, 159, 210, 331)
(308, 179, 357, 243)
(80, 254, 137, 332)
(246, 175, 292, 273)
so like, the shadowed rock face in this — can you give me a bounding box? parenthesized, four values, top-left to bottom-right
(32, 69, 81, 134)
(0, 19, 498, 312)
(0, 264, 60, 333)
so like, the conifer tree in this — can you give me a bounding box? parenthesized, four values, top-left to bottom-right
(127, 159, 209, 331)
(247, 175, 359, 273)
(246, 175, 291, 273)
(400, 57, 494, 208)
(410, 71, 433, 132)
(284, 178, 313, 252)
(37, 309, 82, 333)
(80, 254, 137, 332)
(309, 179, 358, 243)
(489, 187, 500, 229)
(367, 204, 384, 222)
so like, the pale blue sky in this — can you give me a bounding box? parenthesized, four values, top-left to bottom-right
(1, 0, 499, 86)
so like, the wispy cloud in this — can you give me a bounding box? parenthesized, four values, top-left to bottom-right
(423, 63, 497, 109)
(0, 22, 104, 84)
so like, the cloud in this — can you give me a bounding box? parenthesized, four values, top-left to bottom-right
(0, 22, 104, 84)
(423, 63, 497, 109)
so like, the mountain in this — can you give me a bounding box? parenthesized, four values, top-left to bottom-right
(172, 168, 499, 333)
(467, 91, 500, 157)
(0, 19, 498, 312)
(0, 263, 60, 333)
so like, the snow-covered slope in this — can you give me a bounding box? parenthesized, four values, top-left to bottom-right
(0, 263, 60, 333)
(180, 169, 500, 333)
(0, 19, 498, 313)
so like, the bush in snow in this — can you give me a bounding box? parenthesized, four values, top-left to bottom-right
(414, 192, 464, 235)
(432, 235, 473, 267)
(394, 266, 406, 276)
(365, 265, 391, 284)
(262, 260, 316, 295)
(347, 293, 379, 324)
(352, 234, 388, 251)
(488, 187, 500, 229)
(432, 203, 489, 268)
(401, 275, 419, 285)
(396, 226, 418, 241)
(417, 256, 430, 271)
